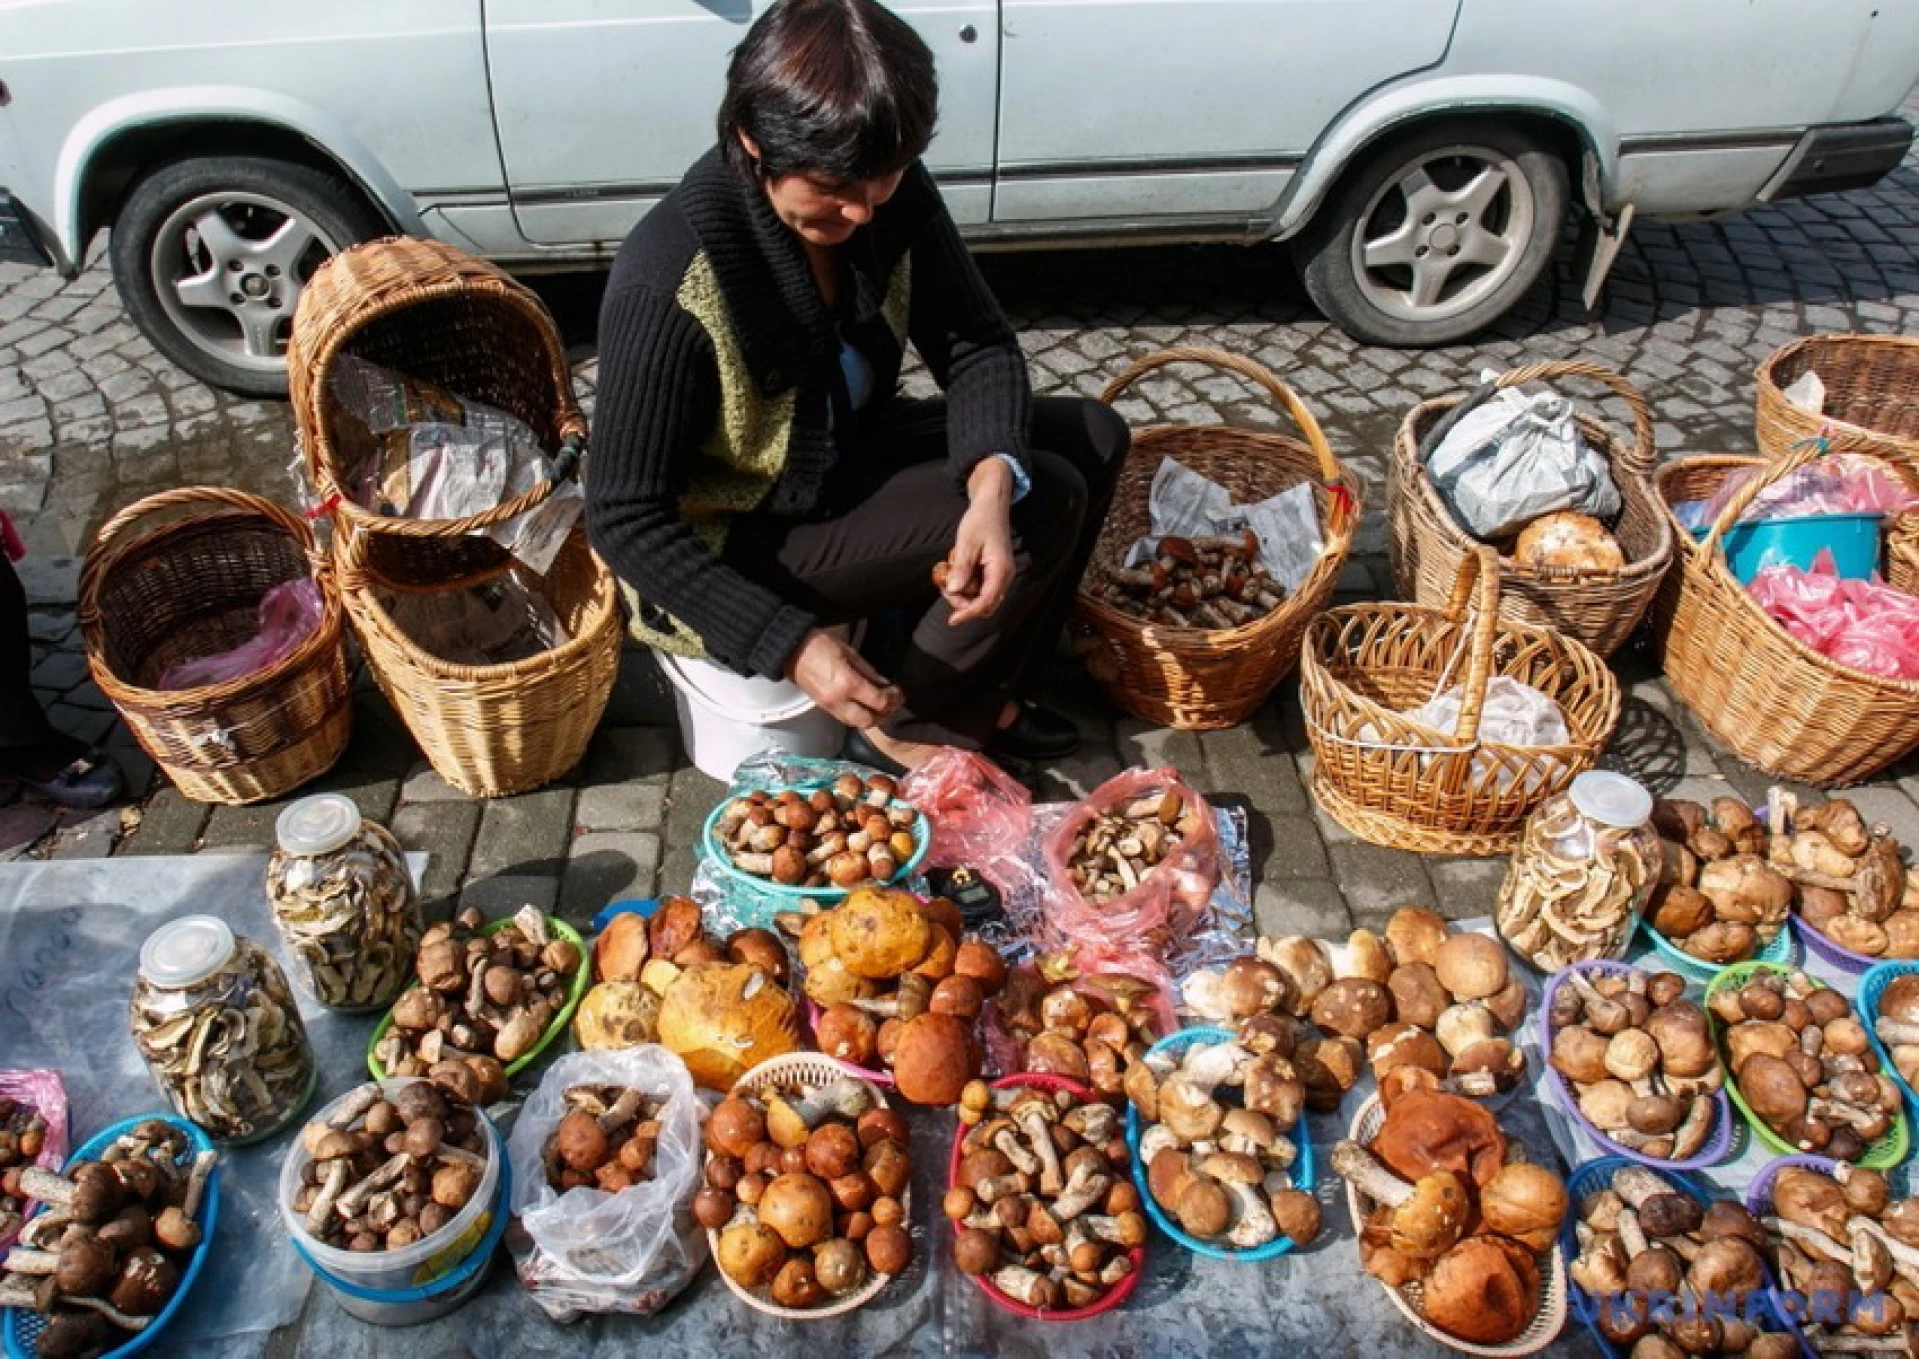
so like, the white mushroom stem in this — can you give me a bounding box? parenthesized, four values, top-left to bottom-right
(326, 1083, 384, 1130)
(1014, 1102, 1065, 1197)
(0, 1276, 36, 1309)
(437, 1144, 487, 1170)
(793, 1078, 873, 1128)
(19, 1213, 69, 1251)
(181, 1150, 217, 1220)
(336, 1153, 412, 1218)
(1768, 1216, 1854, 1266)
(960, 1206, 1001, 1231)
(1671, 1099, 1716, 1160)
(1853, 1219, 1899, 1292)
(1617, 1207, 1649, 1260)
(990, 1127, 1041, 1177)
(1609, 1166, 1672, 1210)
(1811, 1098, 1885, 1133)
(992, 1265, 1053, 1308)
(1851, 1218, 1919, 1287)
(1098, 1253, 1133, 1285)
(1062, 1104, 1117, 1144)
(306, 1158, 351, 1235)
(1329, 1140, 1412, 1208)
(17, 1167, 75, 1207)
(1051, 1161, 1112, 1221)
(2, 1248, 57, 1275)
(65, 1296, 152, 1331)
(975, 1173, 1030, 1205)
(1223, 1180, 1279, 1248)
(1807, 1337, 1916, 1354)
(1876, 1018, 1919, 1047)
(594, 1088, 647, 1135)
(514, 905, 550, 948)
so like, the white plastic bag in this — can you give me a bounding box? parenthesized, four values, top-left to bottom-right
(1427, 378, 1621, 540)
(1122, 456, 1325, 593)
(505, 1047, 707, 1322)
(1403, 675, 1571, 794)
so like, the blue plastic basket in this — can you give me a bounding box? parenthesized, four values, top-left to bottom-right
(1638, 916, 1794, 981)
(4, 1115, 221, 1359)
(700, 785, 931, 901)
(1687, 512, 1882, 584)
(1860, 960, 1919, 1114)
(1124, 1026, 1315, 1263)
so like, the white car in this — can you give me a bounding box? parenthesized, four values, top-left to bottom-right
(1, 1, 1914, 394)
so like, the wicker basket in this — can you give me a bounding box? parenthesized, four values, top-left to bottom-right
(1299, 547, 1618, 856)
(287, 236, 587, 591)
(1650, 442, 1919, 787)
(1074, 347, 1361, 730)
(1756, 333, 1919, 468)
(332, 520, 619, 798)
(77, 487, 351, 805)
(1389, 360, 1673, 658)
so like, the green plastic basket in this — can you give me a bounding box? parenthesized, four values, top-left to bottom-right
(366, 915, 590, 1082)
(1704, 960, 1911, 1169)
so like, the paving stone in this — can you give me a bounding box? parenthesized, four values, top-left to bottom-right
(43, 702, 115, 744)
(389, 798, 481, 915)
(575, 782, 667, 833)
(117, 787, 210, 856)
(199, 800, 284, 851)
(469, 786, 577, 879)
(400, 762, 468, 804)
(0, 804, 58, 860)
(1253, 879, 1352, 938)
(1249, 815, 1332, 879)
(47, 807, 122, 860)
(1328, 841, 1438, 928)
(1427, 857, 1511, 923)
(14, 555, 78, 606)
(561, 831, 662, 919)
(459, 872, 559, 914)
(582, 725, 677, 786)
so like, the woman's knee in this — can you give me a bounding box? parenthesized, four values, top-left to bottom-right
(1031, 395, 1131, 478)
(1013, 452, 1089, 561)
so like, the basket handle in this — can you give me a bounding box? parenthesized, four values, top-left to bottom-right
(78, 486, 318, 630)
(1416, 359, 1657, 480)
(1697, 435, 1830, 568)
(1435, 546, 1503, 747)
(1101, 347, 1346, 489)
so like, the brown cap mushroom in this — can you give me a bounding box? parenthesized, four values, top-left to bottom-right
(1420, 1236, 1539, 1346)
(1309, 978, 1392, 1041)
(1432, 933, 1509, 1002)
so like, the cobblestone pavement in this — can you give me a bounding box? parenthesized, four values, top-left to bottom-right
(4, 99, 1919, 982)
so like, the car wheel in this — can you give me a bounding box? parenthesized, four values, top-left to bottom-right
(109, 156, 388, 396)
(1297, 122, 1569, 347)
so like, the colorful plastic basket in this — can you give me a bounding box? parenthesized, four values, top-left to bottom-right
(1705, 960, 1911, 1168)
(3, 1114, 220, 1359)
(1745, 1153, 1913, 1351)
(1638, 916, 1795, 981)
(1540, 961, 1733, 1170)
(699, 786, 931, 902)
(1794, 913, 1888, 975)
(366, 914, 590, 1082)
(1124, 1026, 1316, 1261)
(1860, 959, 1919, 1114)
(949, 1073, 1143, 1321)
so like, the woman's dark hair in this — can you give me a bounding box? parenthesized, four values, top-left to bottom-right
(718, 0, 938, 182)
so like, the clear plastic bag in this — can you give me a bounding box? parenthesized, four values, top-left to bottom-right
(504, 1047, 708, 1323)
(158, 579, 323, 690)
(378, 569, 568, 667)
(1427, 379, 1621, 539)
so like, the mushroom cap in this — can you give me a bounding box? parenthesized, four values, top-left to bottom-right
(1220, 957, 1295, 1018)
(1193, 1151, 1262, 1185)
(1174, 1177, 1233, 1238)
(1309, 978, 1393, 1041)
(1432, 933, 1509, 1002)
(829, 888, 932, 979)
(1384, 909, 1451, 969)
(890, 1012, 980, 1106)
(1421, 1236, 1540, 1346)
(1478, 1163, 1568, 1254)
(1386, 963, 1450, 1031)
(1369, 1089, 1508, 1189)
(1391, 1171, 1470, 1259)
(657, 962, 801, 1091)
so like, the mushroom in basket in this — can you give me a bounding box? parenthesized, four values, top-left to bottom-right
(1646, 798, 1795, 965)
(711, 776, 921, 889)
(1758, 1162, 1919, 1354)
(991, 956, 1163, 1098)
(1765, 790, 1919, 960)
(0, 1096, 51, 1247)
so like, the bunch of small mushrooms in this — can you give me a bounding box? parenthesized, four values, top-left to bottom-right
(1127, 1035, 1320, 1251)
(0, 1120, 215, 1358)
(946, 1082, 1142, 1311)
(699, 1075, 912, 1311)
(991, 957, 1162, 1098)
(288, 1079, 488, 1253)
(574, 897, 789, 1054)
(1767, 790, 1919, 960)
(1646, 797, 1795, 965)
(1062, 786, 1207, 904)
(544, 1085, 663, 1194)
(1759, 1162, 1919, 1354)
(1569, 1165, 1793, 1357)
(372, 904, 581, 1090)
(1089, 531, 1288, 629)
(1712, 969, 1903, 1163)
(0, 1095, 51, 1246)
(712, 775, 920, 889)
(1548, 966, 1724, 1161)
(1872, 973, 1919, 1096)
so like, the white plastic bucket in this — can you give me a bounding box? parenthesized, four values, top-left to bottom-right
(656, 647, 847, 782)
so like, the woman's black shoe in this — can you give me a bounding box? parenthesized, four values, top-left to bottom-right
(4, 744, 126, 809)
(840, 728, 909, 778)
(987, 702, 1080, 761)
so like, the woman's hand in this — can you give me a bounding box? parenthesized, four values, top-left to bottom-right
(944, 458, 1016, 626)
(788, 629, 902, 727)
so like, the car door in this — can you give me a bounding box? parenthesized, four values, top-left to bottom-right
(484, 0, 998, 248)
(993, 0, 1461, 226)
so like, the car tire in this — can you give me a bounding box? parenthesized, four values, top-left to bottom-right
(1296, 121, 1569, 348)
(109, 155, 388, 397)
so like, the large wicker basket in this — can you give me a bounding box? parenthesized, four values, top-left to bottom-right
(1389, 360, 1673, 657)
(78, 487, 351, 804)
(288, 236, 586, 590)
(1756, 334, 1919, 468)
(1650, 441, 1919, 787)
(1074, 347, 1362, 730)
(1299, 547, 1619, 855)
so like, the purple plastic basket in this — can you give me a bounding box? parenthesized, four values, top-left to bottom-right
(1791, 914, 1879, 975)
(1744, 1154, 1910, 1354)
(1540, 960, 1735, 1170)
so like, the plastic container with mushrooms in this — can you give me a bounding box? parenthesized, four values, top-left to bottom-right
(1643, 797, 1798, 970)
(1748, 1158, 1919, 1355)
(989, 958, 1166, 1097)
(703, 776, 926, 894)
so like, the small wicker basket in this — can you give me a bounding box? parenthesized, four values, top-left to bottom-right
(1298, 548, 1618, 856)
(1389, 360, 1673, 658)
(1756, 333, 1919, 468)
(78, 486, 351, 805)
(1074, 347, 1361, 730)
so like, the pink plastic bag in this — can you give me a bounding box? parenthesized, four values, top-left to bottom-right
(158, 578, 323, 690)
(899, 748, 1033, 868)
(1748, 551, 1919, 679)
(1042, 768, 1221, 963)
(1699, 452, 1919, 524)
(0, 1069, 70, 1252)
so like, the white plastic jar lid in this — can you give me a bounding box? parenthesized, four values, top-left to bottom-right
(1569, 770, 1654, 830)
(139, 914, 236, 989)
(276, 793, 362, 857)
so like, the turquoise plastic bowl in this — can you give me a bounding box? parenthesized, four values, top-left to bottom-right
(700, 786, 930, 901)
(1689, 511, 1881, 584)
(1639, 916, 1794, 981)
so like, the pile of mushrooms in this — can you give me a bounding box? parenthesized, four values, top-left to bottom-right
(788, 887, 996, 1106)
(0, 1095, 50, 1246)
(1646, 798, 1795, 964)
(711, 776, 920, 889)
(288, 1079, 488, 1253)
(1088, 531, 1287, 629)
(698, 1075, 911, 1311)
(574, 897, 792, 1059)
(372, 904, 582, 1092)
(1127, 1035, 1320, 1252)
(1759, 1162, 1919, 1353)
(1547, 966, 1723, 1161)
(1334, 1086, 1568, 1348)
(1769, 791, 1919, 960)
(993, 958, 1163, 1098)
(945, 1082, 1141, 1311)
(1711, 969, 1903, 1162)
(1569, 1166, 1791, 1357)
(544, 1085, 663, 1194)
(1062, 786, 1208, 905)
(1872, 974, 1919, 1096)
(0, 1120, 215, 1357)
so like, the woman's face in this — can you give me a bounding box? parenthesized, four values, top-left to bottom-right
(740, 135, 904, 247)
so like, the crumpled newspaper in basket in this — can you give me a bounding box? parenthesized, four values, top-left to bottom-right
(1122, 456, 1323, 594)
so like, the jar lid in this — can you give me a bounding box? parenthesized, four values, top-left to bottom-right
(1569, 770, 1654, 830)
(139, 915, 236, 989)
(276, 794, 362, 857)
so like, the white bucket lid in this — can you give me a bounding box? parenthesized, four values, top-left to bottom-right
(140, 915, 236, 989)
(276, 794, 362, 857)
(1570, 770, 1654, 829)
(656, 650, 821, 726)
